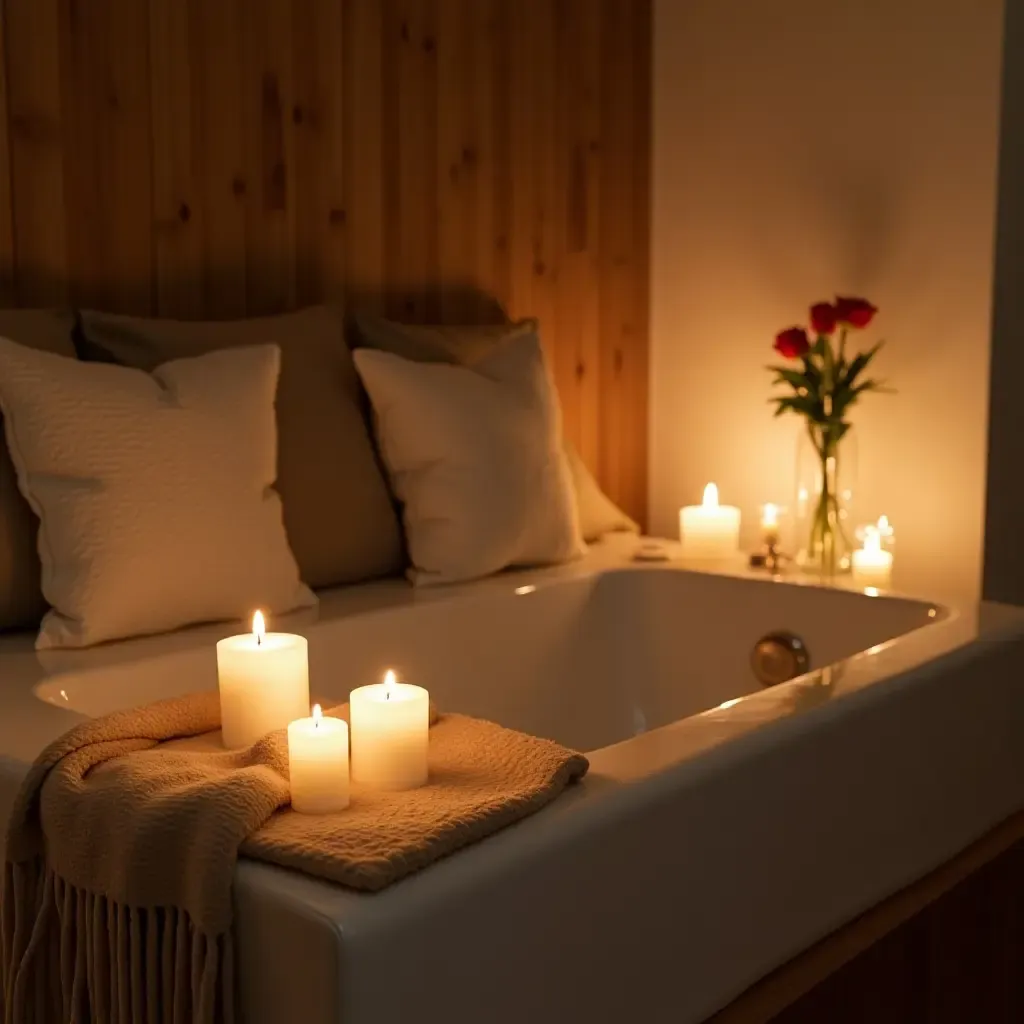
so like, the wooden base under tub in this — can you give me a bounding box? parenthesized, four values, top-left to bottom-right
(709, 810, 1024, 1023)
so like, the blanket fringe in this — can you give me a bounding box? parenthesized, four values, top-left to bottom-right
(1, 859, 233, 1024)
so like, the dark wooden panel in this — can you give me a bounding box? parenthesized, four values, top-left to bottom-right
(598, 0, 649, 523)
(0, 2, 13, 303)
(292, 0, 346, 305)
(435, 0, 476, 323)
(242, 0, 297, 315)
(61, 0, 154, 314)
(150, 0, 203, 318)
(0, 0, 651, 522)
(710, 813, 1024, 1024)
(342, 0, 385, 313)
(5, 0, 68, 305)
(191, 0, 248, 317)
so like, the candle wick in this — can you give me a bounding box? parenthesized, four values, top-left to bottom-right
(256, 633, 261, 647)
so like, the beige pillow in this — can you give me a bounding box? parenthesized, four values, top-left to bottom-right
(77, 306, 404, 589)
(350, 314, 639, 541)
(563, 442, 639, 538)
(0, 338, 314, 649)
(0, 309, 78, 630)
(352, 330, 585, 584)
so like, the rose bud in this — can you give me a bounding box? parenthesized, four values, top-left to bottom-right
(774, 326, 811, 359)
(834, 296, 877, 329)
(810, 302, 837, 336)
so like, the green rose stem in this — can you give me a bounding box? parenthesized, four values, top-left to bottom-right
(806, 422, 852, 577)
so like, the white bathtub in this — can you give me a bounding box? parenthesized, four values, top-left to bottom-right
(4, 536, 1024, 1023)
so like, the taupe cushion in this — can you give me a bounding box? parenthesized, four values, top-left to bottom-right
(77, 306, 403, 589)
(350, 315, 639, 541)
(0, 309, 77, 630)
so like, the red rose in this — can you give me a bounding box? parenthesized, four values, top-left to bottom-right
(774, 326, 810, 359)
(810, 302, 837, 335)
(834, 296, 877, 329)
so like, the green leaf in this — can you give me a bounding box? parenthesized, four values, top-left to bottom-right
(770, 396, 801, 418)
(840, 340, 884, 389)
(770, 367, 809, 390)
(779, 392, 820, 418)
(800, 355, 822, 390)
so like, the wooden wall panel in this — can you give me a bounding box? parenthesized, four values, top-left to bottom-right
(6, 0, 67, 305)
(0, 0, 651, 523)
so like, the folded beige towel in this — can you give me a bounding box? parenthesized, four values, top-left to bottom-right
(2, 692, 588, 1024)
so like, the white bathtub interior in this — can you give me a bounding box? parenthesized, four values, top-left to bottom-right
(33, 565, 940, 756)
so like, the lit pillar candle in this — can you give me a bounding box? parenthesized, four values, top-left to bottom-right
(760, 502, 781, 548)
(217, 611, 310, 749)
(288, 704, 350, 814)
(350, 670, 430, 791)
(679, 483, 741, 559)
(852, 526, 893, 589)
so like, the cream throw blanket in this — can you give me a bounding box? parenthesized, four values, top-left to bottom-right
(1, 692, 588, 1023)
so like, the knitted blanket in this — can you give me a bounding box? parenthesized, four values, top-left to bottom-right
(1, 691, 588, 1023)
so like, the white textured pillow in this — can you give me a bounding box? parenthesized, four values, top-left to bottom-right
(350, 314, 641, 542)
(352, 332, 584, 584)
(0, 338, 314, 649)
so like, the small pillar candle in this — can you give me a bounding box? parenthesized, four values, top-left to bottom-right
(852, 526, 893, 589)
(760, 502, 781, 548)
(288, 704, 350, 814)
(350, 670, 430, 791)
(217, 611, 310, 749)
(680, 483, 741, 559)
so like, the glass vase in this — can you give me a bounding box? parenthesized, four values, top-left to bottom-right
(794, 423, 857, 577)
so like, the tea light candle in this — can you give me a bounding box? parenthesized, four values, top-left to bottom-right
(288, 704, 350, 814)
(680, 482, 741, 559)
(760, 502, 781, 548)
(217, 611, 310, 749)
(852, 526, 893, 589)
(350, 670, 430, 790)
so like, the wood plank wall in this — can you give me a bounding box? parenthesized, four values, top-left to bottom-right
(0, 0, 651, 522)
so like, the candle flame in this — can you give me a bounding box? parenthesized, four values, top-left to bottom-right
(702, 482, 719, 508)
(761, 502, 778, 528)
(383, 669, 396, 701)
(252, 610, 265, 646)
(863, 525, 882, 554)
(312, 703, 322, 727)
(877, 514, 892, 534)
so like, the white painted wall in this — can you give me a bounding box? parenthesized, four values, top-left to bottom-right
(651, 0, 1004, 603)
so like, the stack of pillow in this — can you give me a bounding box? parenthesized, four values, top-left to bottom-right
(0, 306, 637, 650)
